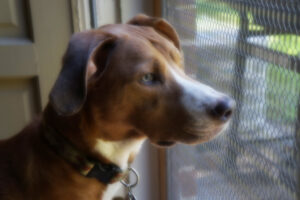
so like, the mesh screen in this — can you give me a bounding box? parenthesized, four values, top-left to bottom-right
(164, 0, 300, 199)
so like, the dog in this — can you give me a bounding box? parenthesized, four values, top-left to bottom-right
(0, 14, 235, 200)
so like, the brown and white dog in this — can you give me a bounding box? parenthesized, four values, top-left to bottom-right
(0, 15, 235, 200)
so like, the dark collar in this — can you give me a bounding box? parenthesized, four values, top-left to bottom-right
(42, 125, 123, 184)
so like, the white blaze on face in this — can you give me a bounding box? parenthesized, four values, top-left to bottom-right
(169, 66, 224, 117)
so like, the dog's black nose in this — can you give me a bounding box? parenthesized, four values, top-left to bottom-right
(208, 97, 235, 121)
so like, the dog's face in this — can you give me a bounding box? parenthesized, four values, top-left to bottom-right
(50, 15, 235, 147)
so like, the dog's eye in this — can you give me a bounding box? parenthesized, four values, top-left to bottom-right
(141, 73, 159, 85)
(142, 73, 154, 82)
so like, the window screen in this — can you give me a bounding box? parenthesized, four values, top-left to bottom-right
(163, 0, 300, 199)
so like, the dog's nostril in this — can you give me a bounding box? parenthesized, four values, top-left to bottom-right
(209, 98, 235, 121)
(224, 110, 232, 118)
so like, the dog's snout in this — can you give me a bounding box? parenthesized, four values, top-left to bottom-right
(208, 97, 235, 121)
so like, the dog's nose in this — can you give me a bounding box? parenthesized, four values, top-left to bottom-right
(208, 97, 235, 121)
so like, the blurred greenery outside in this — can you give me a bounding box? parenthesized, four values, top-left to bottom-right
(196, 0, 300, 123)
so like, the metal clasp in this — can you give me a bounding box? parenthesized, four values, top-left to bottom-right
(120, 167, 139, 200)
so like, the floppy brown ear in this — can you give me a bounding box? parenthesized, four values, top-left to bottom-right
(49, 32, 116, 116)
(127, 14, 180, 49)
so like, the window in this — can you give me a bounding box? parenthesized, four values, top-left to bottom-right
(164, 0, 300, 199)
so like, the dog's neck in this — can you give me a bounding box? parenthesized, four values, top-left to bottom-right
(94, 138, 145, 170)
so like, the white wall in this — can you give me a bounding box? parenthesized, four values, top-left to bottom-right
(131, 141, 160, 200)
(120, 0, 153, 22)
(94, 0, 121, 26)
(95, 0, 154, 26)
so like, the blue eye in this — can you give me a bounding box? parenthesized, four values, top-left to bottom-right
(141, 73, 158, 85)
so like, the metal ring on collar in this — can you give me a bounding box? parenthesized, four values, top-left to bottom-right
(120, 167, 139, 189)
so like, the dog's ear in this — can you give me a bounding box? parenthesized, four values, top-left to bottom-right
(49, 32, 116, 116)
(127, 14, 180, 49)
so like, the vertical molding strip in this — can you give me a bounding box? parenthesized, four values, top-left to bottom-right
(70, 0, 91, 32)
(153, 0, 162, 17)
(89, 0, 97, 28)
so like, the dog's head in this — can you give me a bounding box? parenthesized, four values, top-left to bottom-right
(49, 14, 235, 147)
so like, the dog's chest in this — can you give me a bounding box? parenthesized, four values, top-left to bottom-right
(102, 181, 123, 200)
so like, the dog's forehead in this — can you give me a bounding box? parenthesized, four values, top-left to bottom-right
(99, 24, 180, 58)
(99, 24, 161, 40)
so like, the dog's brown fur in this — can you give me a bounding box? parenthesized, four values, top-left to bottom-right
(0, 14, 233, 200)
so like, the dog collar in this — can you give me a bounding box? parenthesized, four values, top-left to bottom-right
(42, 125, 123, 184)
